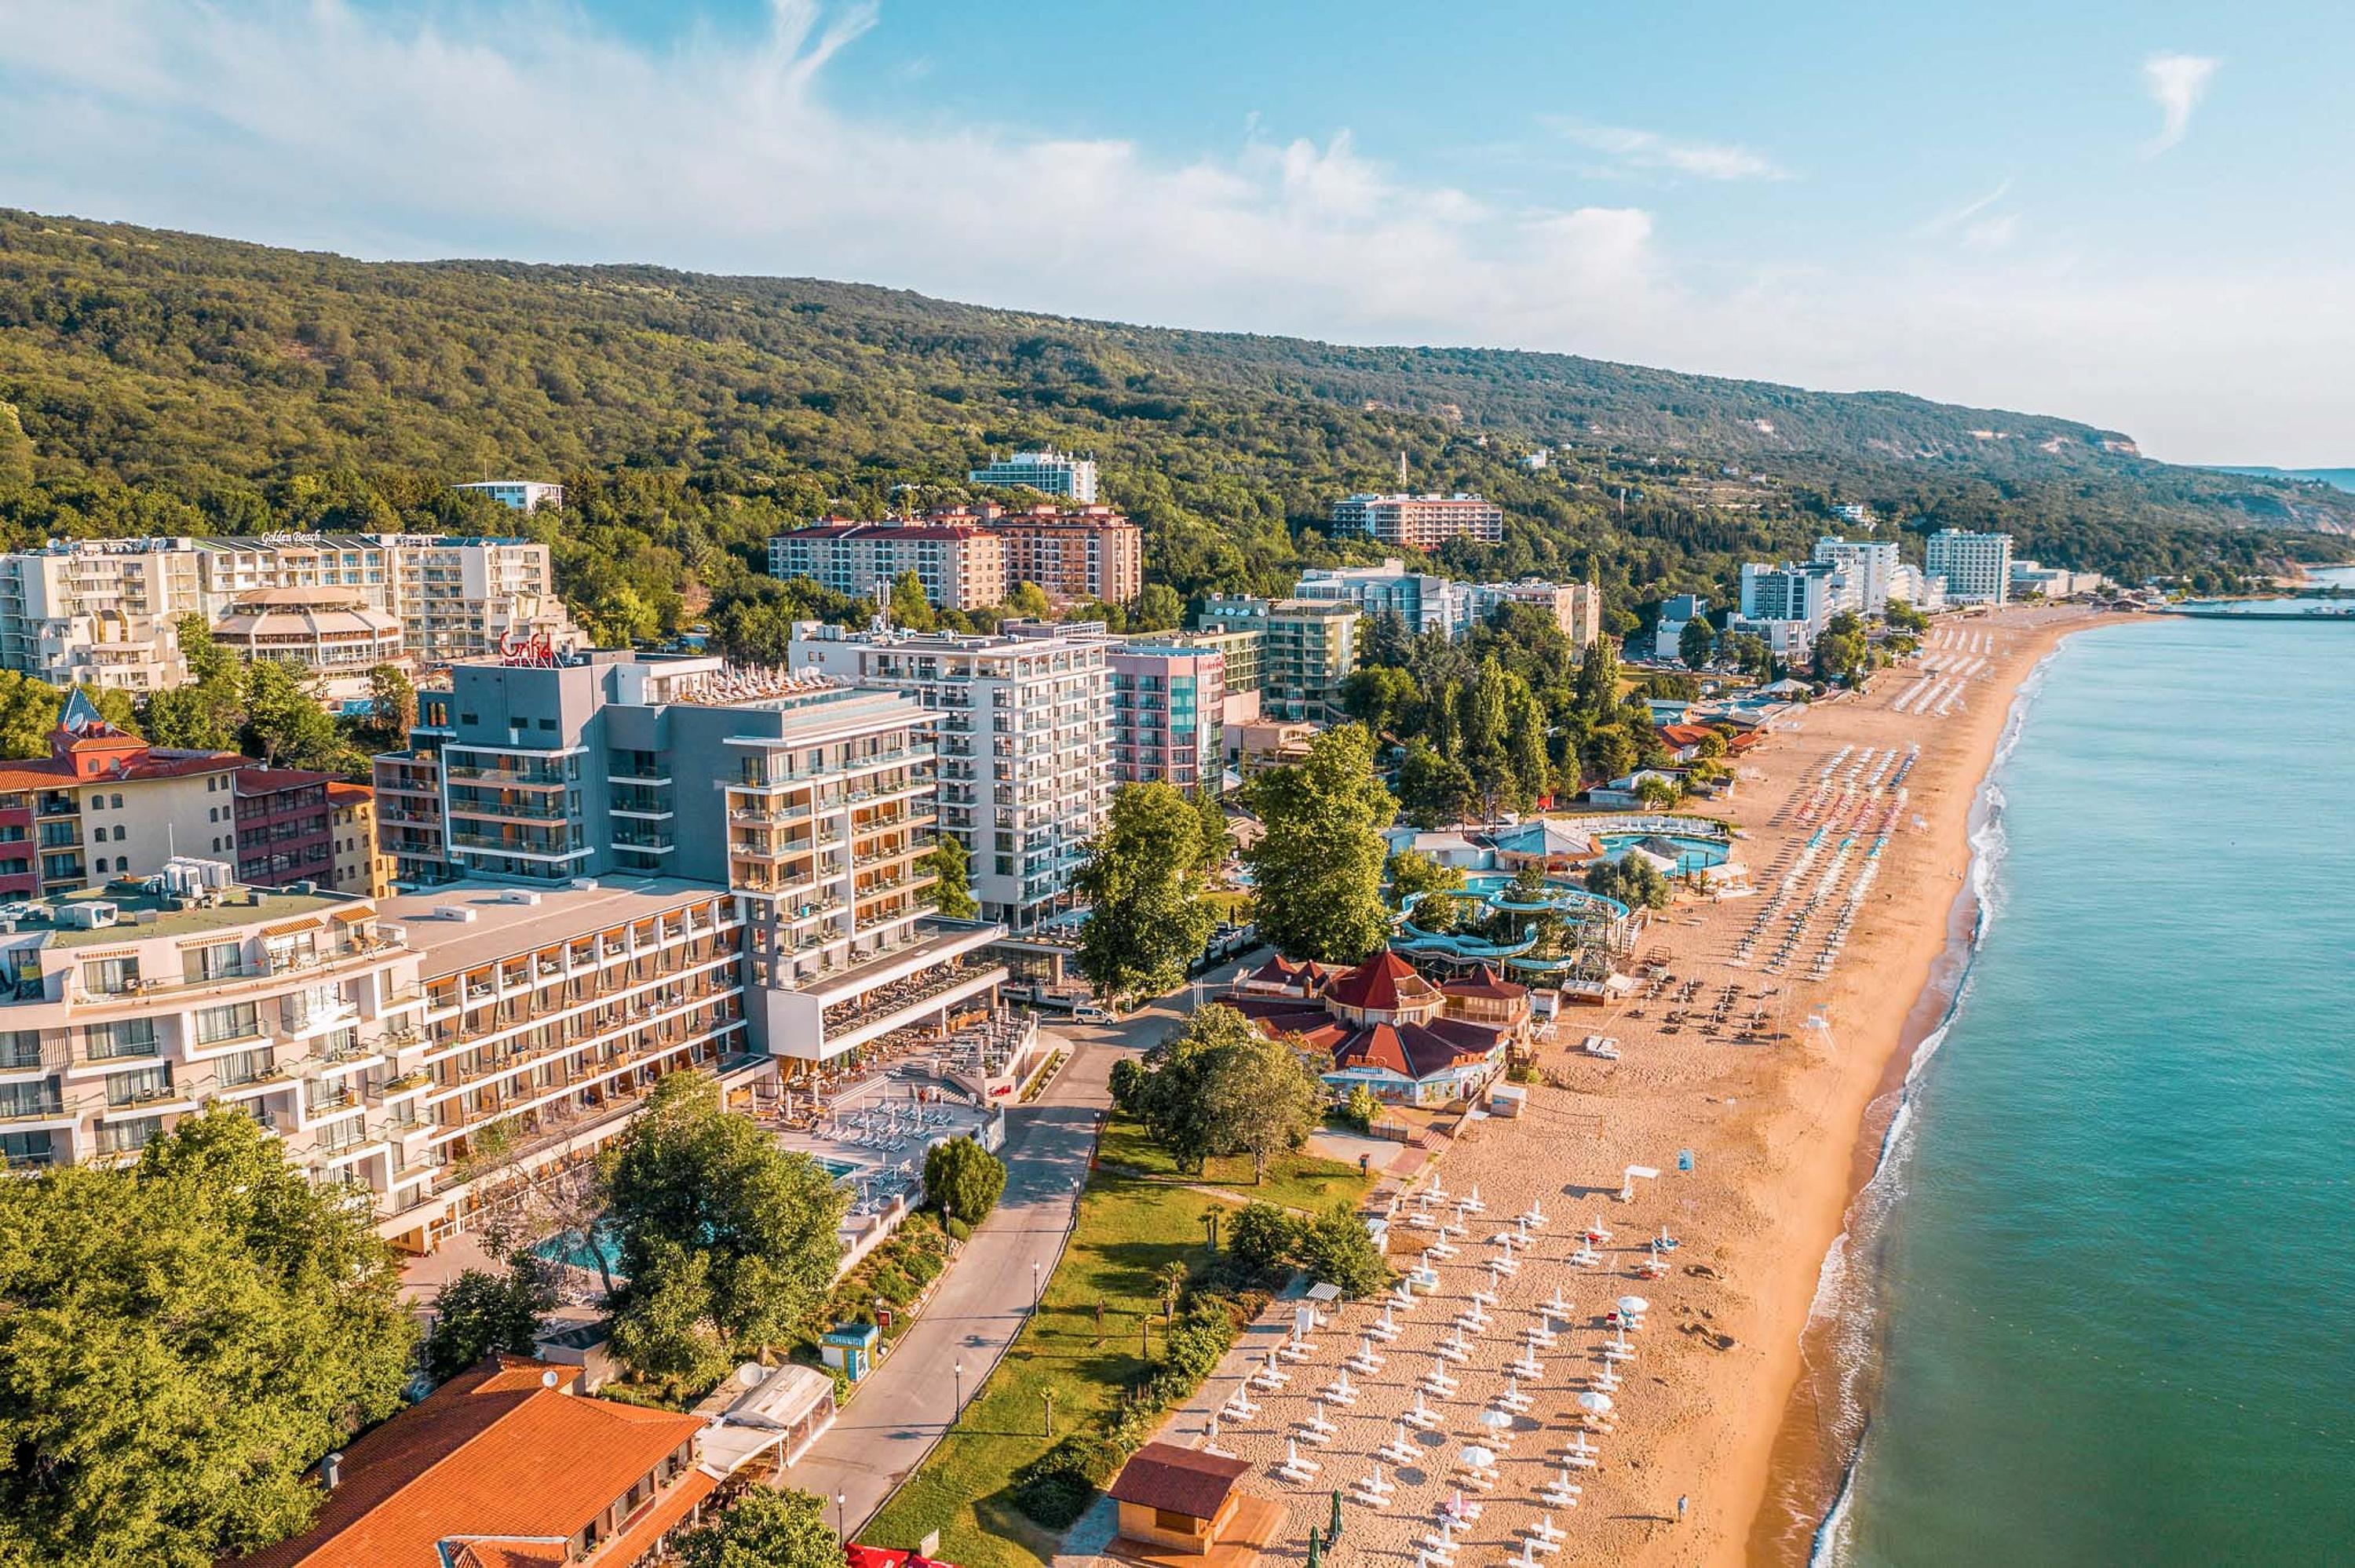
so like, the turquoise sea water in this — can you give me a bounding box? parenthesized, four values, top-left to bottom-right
(1831, 610, 2355, 1565)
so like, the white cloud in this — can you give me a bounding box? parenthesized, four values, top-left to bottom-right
(1546, 119, 1787, 181)
(0, 4, 2348, 462)
(2142, 52, 2220, 155)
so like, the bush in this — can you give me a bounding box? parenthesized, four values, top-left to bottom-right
(1014, 1435, 1126, 1528)
(924, 1136, 1007, 1226)
(1297, 1204, 1392, 1299)
(1339, 1084, 1382, 1132)
(1229, 1202, 1300, 1278)
(944, 1216, 972, 1242)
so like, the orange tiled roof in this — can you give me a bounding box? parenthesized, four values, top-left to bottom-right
(227, 1357, 705, 1568)
(1320, 950, 1439, 1012)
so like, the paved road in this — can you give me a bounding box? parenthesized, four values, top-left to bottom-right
(791, 954, 1264, 1536)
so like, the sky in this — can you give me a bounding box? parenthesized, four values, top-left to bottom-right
(0, 0, 2347, 465)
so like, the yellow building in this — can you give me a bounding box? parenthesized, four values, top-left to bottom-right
(327, 781, 394, 899)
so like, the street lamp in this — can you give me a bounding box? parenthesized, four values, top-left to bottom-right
(835, 1492, 846, 1541)
(1031, 1258, 1042, 1311)
(953, 1360, 965, 1423)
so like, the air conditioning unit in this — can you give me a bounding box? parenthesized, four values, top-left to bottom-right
(496, 890, 542, 906)
(57, 902, 117, 930)
(428, 906, 478, 924)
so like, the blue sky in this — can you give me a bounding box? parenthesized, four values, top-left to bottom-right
(2, 0, 2346, 463)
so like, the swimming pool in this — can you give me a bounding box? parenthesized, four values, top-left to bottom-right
(1596, 832, 1729, 873)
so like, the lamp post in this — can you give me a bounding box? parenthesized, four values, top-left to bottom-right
(1031, 1258, 1042, 1311)
(835, 1491, 846, 1541)
(953, 1360, 965, 1424)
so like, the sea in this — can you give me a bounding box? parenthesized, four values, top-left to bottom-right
(1810, 578, 2355, 1566)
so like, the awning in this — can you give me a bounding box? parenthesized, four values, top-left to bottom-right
(260, 919, 322, 939)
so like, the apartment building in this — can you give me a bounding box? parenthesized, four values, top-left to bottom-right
(1736, 563, 1839, 662)
(1331, 493, 1505, 549)
(968, 448, 1100, 503)
(767, 520, 1008, 613)
(451, 479, 565, 512)
(0, 868, 421, 1183)
(1109, 642, 1225, 790)
(0, 534, 581, 689)
(327, 781, 394, 899)
(1654, 594, 1708, 662)
(769, 505, 1141, 611)
(230, 769, 335, 890)
(2010, 559, 2104, 600)
(1888, 562, 1948, 612)
(1925, 528, 2014, 606)
(1813, 538, 1901, 616)
(1469, 578, 1602, 647)
(1295, 560, 1602, 647)
(789, 620, 1113, 932)
(990, 505, 1142, 605)
(1193, 596, 1358, 723)
(372, 651, 1009, 1063)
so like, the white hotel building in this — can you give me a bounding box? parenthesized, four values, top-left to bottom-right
(788, 620, 1114, 932)
(1925, 528, 2014, 606)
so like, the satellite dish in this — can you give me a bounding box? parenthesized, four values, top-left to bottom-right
(737, 1362, 765, 1388)
(540, 1370, 560, 1388)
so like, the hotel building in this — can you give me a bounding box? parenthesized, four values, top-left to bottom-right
(1193, 596, 1359, 723)
(1813, 537, 1901, 616)
(0, 534, 580, 690)
(1294, 559, 1601, 647)
(1109, 641, 1225, 790)
(968, 448, 1100, 503)
(1331, 493, 1505, 549)
(788, 620, 1114, 932)
(451, 479, 565, 512)
(769, 505, 1141, 611)
(1925, 527, 2014, 606)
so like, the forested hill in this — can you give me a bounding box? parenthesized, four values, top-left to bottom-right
(0, 208, 2346, 646)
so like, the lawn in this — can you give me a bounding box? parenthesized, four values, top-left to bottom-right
(863, 1130, 1373, 1568)
(1094, 1114, 1373, 1216)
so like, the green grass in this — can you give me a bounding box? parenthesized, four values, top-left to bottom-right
(863, 1128, 1373, 1568)
(1094, 1114, 1372, 1216)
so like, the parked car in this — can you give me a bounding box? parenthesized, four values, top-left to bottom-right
(1072, 1005, 1115, 1025)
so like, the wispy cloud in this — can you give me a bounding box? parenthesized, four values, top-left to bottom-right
(1917, 179, 2020, 249)
(2142, 52, 2219, 155)
(1545, 118, 1787, 182)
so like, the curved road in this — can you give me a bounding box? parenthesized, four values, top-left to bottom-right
(789, 957, 1261, 1536)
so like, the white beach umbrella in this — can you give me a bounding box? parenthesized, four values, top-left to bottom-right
(1477, 1407, 1513, 1430)
(1578, 1391, 1614, 1416)
(1460, 1446, 1495, 1469)
(1616, 1296, 1648, 1317)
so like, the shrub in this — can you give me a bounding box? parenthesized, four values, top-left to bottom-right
(924, 1136, 1007, 1225)
(1296, 1204, 1392, 1299)
(1013, 1435, 1125, 1528)
(1229, 1202, 1299, 1278)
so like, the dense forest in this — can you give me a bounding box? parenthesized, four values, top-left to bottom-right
(0, 208, 2346, 650)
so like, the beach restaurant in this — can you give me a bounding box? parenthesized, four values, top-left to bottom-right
(1220, 950, 1530, 1107)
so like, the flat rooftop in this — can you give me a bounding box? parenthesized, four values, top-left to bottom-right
(378, 876, 733, 976)
(9, 882, 360, 950)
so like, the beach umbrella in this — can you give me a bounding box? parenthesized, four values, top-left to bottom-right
(1616, 1296, 1648, 1317)
(1477, 1407, 1513, 1431)
(1578, 1391, 1613, 1416)
(1460, 1446, 1495, 1470)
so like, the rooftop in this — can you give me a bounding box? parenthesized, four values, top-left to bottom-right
(378, 876, 732, 977)
(1108, 1442, 1251, 1519)
(9, 880, 360, 950)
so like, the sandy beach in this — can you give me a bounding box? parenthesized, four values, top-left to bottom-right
(1161, 605, 2120, 1568)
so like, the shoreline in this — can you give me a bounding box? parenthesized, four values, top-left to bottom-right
(1729, 607, 2125, 1568)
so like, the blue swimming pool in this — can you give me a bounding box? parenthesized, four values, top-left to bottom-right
(1596, 832, 1729, 873)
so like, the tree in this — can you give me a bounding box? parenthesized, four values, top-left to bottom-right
(1002, 581, 1053, 619)
(1678, 615, 1717, 669)
(0, 671, 60, 758)
(1198, 1030, 1326, 1184)
(1242, 724, 1397, 964)
(604, 1074, 847, 1386)
(922, 1136, 1006, 1225)
(1394, 736, 1476, 830)
(427, 1258, 555, 1383)
(1340, 665, 1419, 737)
(1726, 632, 1772, 678)
(1073, 782, 1218, 1002)
(1884, 599, 1930, 635)
(1192, 786, 1230, 876)
(1581, 724, 1638, 785)
(1384, 848, 1464, 909)
(1459, 659, 1513, 814)
(674, 1489, 843, 1568)
(240, 660, 342, 770)
(1123, 1004, 1243, 1173)
(1634, 775, 1684, 809)
(1814, 629, 1868, 682)
(1342, 1084, 1383, 1132)
(920, 833, 978, 919)
(606, 1236, 731, 1395)
(1229, 1202, 1300, 1278)
(1587, 854, 1672, 911)
(1572, 637, 1620, 720)
(1131, 582, 1185, 632)
(887, 570, 938, 633)
(1295, 1204, 1391, 1298)
(1503, 684, 1551, 809)
(367, 662, 417, 748)
(0, 1108, 414, 1568)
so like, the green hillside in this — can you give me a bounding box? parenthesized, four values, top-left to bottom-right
(0, 208, 2345, 645)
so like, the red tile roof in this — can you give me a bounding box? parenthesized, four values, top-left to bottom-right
(1657, 724, 1719, 749)
(1439, 965, 1527, 1002)
(1320, 950, 1439, 1012)
(1108, 1442, 1250, 1520)
(227, 1357, 705, 1568)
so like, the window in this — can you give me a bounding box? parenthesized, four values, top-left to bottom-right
(195, 1001, 260, 1046)
(105, 1063, 173, 1108)
(79, 957, 140, 996)
(97, 1115, 161, 1154)
(93, 857, 108, 874)
(111, 826, 125, 841)
(215, 1046, 276, 1087)
(0, 1078, 60, 1118)
(191, 943, 246, 982)
(88, 796, 103, 812)
(110, 794, 122, 809)
(1153, 1509, 1200, 1534)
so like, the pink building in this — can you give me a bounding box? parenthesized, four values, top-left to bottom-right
(1108, 642, 1225, 791)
